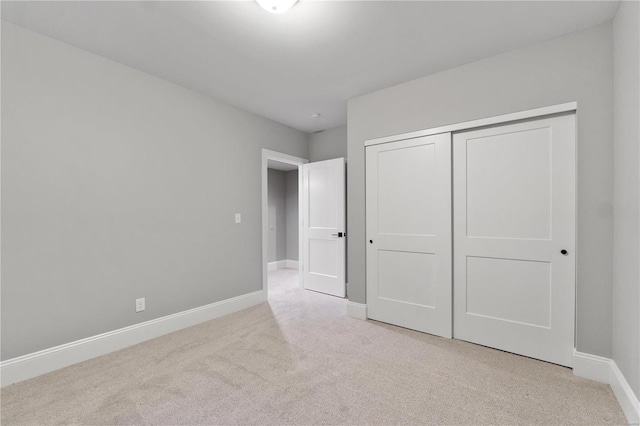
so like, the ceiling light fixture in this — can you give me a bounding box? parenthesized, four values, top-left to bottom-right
(256, 0, 298, 14)
(310, 112, 322, 119)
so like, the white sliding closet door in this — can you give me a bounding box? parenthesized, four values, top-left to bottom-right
(453, 114, 576, 367)
(366, 134, 452, 338)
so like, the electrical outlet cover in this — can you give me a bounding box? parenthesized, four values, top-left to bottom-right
(136, 298, 145, 312)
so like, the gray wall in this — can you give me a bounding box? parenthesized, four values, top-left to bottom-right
(267, 169, 299, 263)
(348, 24, 614, 357)
(1, 22, 309, 360)
(285, 170, 298, 261)
(612, 1, 640, 399)
(309, 125, 347, 162)
(267, 169, 287, 262)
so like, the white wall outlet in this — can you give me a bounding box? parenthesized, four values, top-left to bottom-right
(235, 213, 241, 223)
(135, 297, 145, 313)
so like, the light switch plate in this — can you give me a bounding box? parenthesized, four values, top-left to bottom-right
(235, 213, 241, 223)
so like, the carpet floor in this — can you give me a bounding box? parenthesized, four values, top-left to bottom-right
(1, 268, 628, 425)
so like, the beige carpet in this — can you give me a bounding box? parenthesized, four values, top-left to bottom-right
(1, 268, 627, 425)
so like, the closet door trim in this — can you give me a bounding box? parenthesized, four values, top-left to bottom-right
(364, 102, 576, 147)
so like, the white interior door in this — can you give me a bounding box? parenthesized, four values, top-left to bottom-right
(301, 158, 346, 297)
(366, 134, 452, 338)
(453, 114, 576, 367)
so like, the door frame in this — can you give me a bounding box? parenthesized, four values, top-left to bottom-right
(261, 149, 308, 300)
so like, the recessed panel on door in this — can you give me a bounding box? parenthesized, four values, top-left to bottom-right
(453, 114, 575, 367)
(466, 127, 551, 239)
(308, 166, 335, 229)
(378, 250, 436, 308)
(466, 256, 551, 328)
(377, 144, 436, 236)
(309, 239, 337, 277)
(366, 133, 452, 338)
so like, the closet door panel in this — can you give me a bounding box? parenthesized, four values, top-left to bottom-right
(453, 114, 576, 367)
(366, 133, 452, 338)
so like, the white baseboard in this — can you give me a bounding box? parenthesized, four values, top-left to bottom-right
(0, 290, 266, 387)
(268, 260, 298, 271)
(573, 350, 640, 424)
(573, 350, 612, 383)
(346, 301, 367, 320)
(267, 260, 286, 271)
(610, 360, 640, 424)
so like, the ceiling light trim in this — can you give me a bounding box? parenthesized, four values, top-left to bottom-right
(256, 0, 297, 14)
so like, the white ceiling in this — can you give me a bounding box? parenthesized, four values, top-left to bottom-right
(1, 1, 619, 133)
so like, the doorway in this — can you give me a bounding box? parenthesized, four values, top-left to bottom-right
(261, 149, 308, 300)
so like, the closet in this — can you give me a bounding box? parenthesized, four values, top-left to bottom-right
(365, 113, 576, 367)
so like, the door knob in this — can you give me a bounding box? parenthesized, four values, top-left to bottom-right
(331, 232, 344, 238)
(561, 249, 568, 255)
